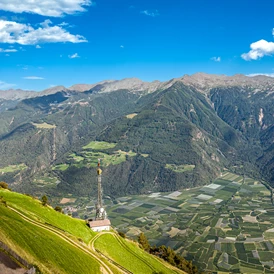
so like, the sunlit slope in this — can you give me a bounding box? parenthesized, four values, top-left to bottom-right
(94, 233, 184, 274)
(0, 205, 101, 274)
(0, 189, 183, 274)
(0, 189, 95, 243)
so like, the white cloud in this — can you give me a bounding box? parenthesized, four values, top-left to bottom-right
(141, 10, 159, 17)
(23, 76, 44, 80)
(0, 80, 16, 89)
(0, 19, 87, 45)
(120, 45, 124, 48)
(36, 45, 41, 49)
(0, 0, 92, 17)
(211, 56, 221, 62)
(0, 48, 17, 52)
(58, 22, 71, 27)
(69, 53, 80, 58)
(40, 19, 52, 28)
(247, 73, 274, 77)
(241, 39, 274, 61)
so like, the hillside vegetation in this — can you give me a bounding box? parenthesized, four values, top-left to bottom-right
(0, 73, 273, 199)
(0, 188, 186, 274)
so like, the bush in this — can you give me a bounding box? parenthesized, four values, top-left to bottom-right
(54, 206, 63, 213)
(0, 182, 9, 189)
(118, 231, 126, 238)
(0, 196, 7, 207)
(41, 195, 48, 206)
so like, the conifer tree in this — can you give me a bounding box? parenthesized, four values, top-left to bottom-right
(138, 232, 150, 252)
(41, 195, 48, 206)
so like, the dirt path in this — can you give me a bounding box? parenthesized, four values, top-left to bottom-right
(8, 206, 114, 274)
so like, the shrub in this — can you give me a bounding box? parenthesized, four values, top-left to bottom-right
(0, 182, 9, 189)
(118, 231, 126, 238)
(54, 206, 63, 213)
(41, 195, 48, 206)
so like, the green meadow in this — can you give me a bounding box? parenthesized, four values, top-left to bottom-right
(94, 233, 178, 274)
(0, 189, 95, 243)
(52, 141, 142, 170)
(0, 163, 27, 174)
(0, 205, 100, 274)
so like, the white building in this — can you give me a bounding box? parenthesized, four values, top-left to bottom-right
(89, 219, 111, 232)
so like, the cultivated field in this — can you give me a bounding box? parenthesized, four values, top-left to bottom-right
(32, 122, 56, 129)
(0, 164, 27, 174)
(52, 141, 142, 170)
(104, 172, 274, 273)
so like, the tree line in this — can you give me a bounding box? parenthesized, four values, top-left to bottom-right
(138, 232, 200, 274)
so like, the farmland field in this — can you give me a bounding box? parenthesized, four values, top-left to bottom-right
(52, 141, 141, 170)
(32, 122, 56, 129)
(82, 141, 117, 150)
(101, 172, 274, 273)
(0, 164, 27, 174)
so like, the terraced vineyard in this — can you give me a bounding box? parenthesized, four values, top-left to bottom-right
(106, 172, 274, 273)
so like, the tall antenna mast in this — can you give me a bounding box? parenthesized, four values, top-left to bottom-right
(95, 159, 107, 220)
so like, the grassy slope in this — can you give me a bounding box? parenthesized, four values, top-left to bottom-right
(95, 233, 180, 274)
(0, 189, 95, 243)
(83, 141, 117, 150)
(0, 189, 181, 274)
(0, 205, 101, 274)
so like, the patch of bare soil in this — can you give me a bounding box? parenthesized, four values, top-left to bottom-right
(0, 251, 25, 274)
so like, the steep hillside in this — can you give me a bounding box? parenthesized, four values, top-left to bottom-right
(1, 73, 274, 198)
(0, 188, 186, 274)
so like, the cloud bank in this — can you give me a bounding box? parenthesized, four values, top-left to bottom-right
(247, 73, 274, 77)
(0, 0, 92, 17)
(241, 39, 274, 61)
(0, 19, 87, 45)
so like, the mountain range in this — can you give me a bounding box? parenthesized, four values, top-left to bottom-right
(0, 73, 273, 199)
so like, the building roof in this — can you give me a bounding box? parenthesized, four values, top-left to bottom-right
(89, 219, 111, 228)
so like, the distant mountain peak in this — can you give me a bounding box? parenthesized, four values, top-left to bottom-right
(41, 85, 67, 95)
(177, 72, 274, 93)
(3, 72, 274, 101)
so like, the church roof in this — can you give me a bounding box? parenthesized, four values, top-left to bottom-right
(89, 219, 111, 228)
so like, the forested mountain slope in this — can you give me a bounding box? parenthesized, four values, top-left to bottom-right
(0, 73, 273, 198)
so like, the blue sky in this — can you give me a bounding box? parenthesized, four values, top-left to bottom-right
(0, 0, 274, 90)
